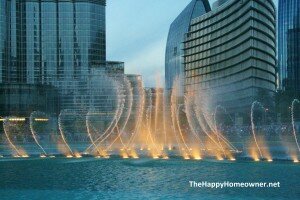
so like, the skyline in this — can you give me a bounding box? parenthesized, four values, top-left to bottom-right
(0, 2, 298, 200)
(107, 0, 278, 87)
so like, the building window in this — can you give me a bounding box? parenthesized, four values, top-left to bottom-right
(173, 47, 178, 56)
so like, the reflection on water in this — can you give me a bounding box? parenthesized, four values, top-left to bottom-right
(0, 158, 299, 200)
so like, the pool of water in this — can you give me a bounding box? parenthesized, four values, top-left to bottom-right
(0, 157, 299, 200)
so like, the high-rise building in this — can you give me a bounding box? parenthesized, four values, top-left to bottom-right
(0, 0, 107, 115)
(211, 0, 229, 9)
(106, 61, 125, 76)
(183, 0, 276, 121)
(1, 0, 106, 84)
(0, 0, 6, 83)
(278, 0, 300, 92)
(165, 0, 211, 96)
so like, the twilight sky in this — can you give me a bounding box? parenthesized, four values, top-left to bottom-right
(107, 0, 278, 87)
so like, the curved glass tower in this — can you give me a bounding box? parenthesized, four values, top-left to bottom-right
(184, 0, 276, 119)
(165, 0, 211, 96)
(278, 0, 300, 92)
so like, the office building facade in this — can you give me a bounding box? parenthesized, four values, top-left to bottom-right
(183, 0, 276, 120)
(278, 0, 300, 92)
(106, 61, 125, 76)
(0, 0, 107, 115)
(0, 0, 106, 84)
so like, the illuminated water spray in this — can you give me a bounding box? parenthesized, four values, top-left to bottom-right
(85, 95, 123, 154)
(105, 76, 133, 154)
(126, 76, 145, 158)
(3, 118, 28, 157)
(86, 109, 106, 157)
(85, 77, 125, 155)
(291, 99, 300, 152)
(4, 68, 300, 163)
(58, 110, 75, 157)
(250, 101, 272, 162)
(184, 93, 206, 159)
(170, 77, 192, 159)
(184, 93, 205, 147)
(145, 88, 161, 158)
(192, 95, 225, 159)
(29, 111, 48, 156)
(91, 90, 125, 153)
(213, 105, 239, 155)
(251, 101, 263, 160)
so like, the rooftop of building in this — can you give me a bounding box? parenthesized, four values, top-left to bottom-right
(190, 0, 276, 25)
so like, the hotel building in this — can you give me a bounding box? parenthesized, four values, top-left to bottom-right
(183, 0, 276, 121)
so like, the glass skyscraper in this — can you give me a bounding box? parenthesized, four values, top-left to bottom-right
(165, 0, 211, 96)
(0, 0, 108, 115)
(0, 0, 6, 83)
(278, 0, 300, 92)
(0, 0, 106, 84)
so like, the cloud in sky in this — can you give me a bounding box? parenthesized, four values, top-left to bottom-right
(107, 0, 278, 87)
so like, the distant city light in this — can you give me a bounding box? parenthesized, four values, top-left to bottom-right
(0, 117, 26, 122)
(34, 118, 49, 122)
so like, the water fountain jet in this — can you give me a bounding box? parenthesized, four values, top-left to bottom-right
(58, 110, 75, 157)
(3, 117, 29, 157)
(29, 111, 48, 156)
(250, 101, 272, 161)
(291, 99, 300, 154)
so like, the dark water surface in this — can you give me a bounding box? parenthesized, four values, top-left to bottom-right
(0, 157, 299, 200)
